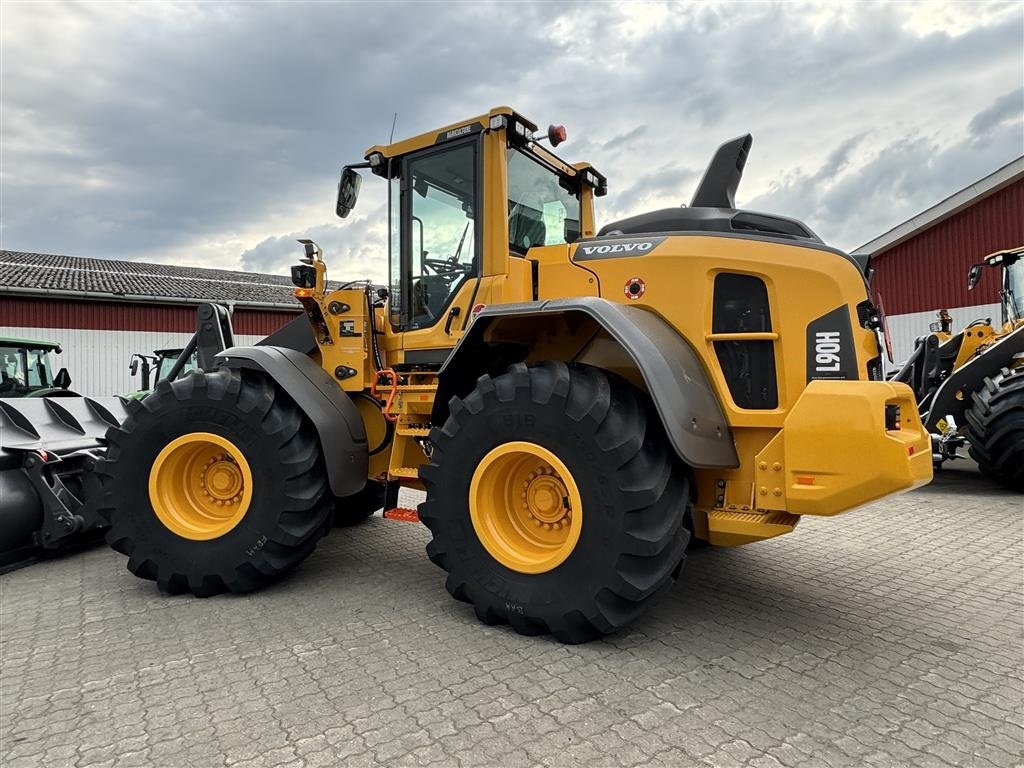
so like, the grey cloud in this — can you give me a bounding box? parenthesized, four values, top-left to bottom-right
(1, 1, 564, 261)
(240, 205, 389, 282)
(2, 2, 1022, 269)
(744, 94, 1024, 251)
(812, 133, 868, 183)
(603, 125, 648, 150)
(968, 87, 1024, 144)
(610, 163, 702, 219)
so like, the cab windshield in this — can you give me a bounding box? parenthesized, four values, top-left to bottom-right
(156, 351, 197, 382)
(507, 149, 581, 253)
(0, 346, 53, 392)
(1004, 257, 1023, 324)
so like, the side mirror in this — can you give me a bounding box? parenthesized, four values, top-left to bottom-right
(129, 358, 139, 376)
(967, 263, 984, 291)
(336, 167, 362, 219)
(54, 368, 71, 390)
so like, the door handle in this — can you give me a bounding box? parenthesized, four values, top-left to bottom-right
(444, 306, 462, 335)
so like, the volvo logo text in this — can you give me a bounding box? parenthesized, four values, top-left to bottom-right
(579, 242, 655, 256)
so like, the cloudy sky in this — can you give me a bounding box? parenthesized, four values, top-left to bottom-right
(2, 1, 1022, 283)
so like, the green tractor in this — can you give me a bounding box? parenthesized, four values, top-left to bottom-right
(127, 348, 198, 399)
(0, 337, 77, 398)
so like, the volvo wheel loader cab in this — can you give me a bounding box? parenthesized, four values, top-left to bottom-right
(895, 246, 1024, 489)
(100, 107, 931, 643)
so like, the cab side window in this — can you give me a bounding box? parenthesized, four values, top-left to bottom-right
(507, 149, 581, 254)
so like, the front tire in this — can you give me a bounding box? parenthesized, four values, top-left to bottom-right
(419, 362, 691, 644)
(965, 366, 1024, 491)
(98, 369, 333, 596)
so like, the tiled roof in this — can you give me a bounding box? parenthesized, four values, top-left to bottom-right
(0, 250, 337, 309)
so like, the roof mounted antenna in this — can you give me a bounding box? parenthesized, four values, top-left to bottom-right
(389, 112, 399, 144)
(690, 134, 753, 209)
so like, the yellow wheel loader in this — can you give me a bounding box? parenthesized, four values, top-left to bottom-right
(893, 246, 1024, 489)
(98, 108, 931, 642)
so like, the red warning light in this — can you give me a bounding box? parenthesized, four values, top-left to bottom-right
(547, 124, 567, 147)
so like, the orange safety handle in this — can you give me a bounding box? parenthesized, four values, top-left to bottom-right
(371, 368, 399, 422)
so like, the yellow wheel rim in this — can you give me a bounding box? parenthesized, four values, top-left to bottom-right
(469, 441, 583, 574)
(148, 432, 253, 541)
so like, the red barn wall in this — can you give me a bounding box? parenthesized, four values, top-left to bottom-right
(870, 180, 1024, 315)
(0, 297, 298, 336)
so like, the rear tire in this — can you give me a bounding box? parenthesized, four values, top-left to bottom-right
(419, 362, 691, 644)
(965, 366, 1024, 491)
(98, 369, 333, 596)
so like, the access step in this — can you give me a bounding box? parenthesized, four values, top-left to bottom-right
(384, 507, 420, 523)
(706, 509, 799, 546)
(389, 466, 420, 479)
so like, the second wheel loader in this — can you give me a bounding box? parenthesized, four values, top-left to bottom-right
(98, 107, 931, 643)
(893, 246, 1024, 489)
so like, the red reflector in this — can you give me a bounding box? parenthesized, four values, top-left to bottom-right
(796, 476, 815, 485)
(908, 446, 915, 455)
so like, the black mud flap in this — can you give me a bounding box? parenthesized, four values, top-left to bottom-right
(215, 346, 369, 497)
(433, 297, 738, 469)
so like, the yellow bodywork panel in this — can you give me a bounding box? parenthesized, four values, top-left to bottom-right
(575, 236, 877, 420)
(952, 322, 999, 370)
(754, 380, 931, 516)
(295, 281, 373, 391)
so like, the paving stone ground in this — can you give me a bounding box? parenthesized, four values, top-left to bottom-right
(1, 462, 1022, 768)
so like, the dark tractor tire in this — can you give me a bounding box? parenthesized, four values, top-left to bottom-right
(965, 366, 1024, 491)
(333, 481, 385, 526)
(97, 368, 333, 597)
(684, 513, 711, 549)
(419, 362, 691, 644)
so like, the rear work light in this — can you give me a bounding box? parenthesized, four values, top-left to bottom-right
(885, 403, 901, 431)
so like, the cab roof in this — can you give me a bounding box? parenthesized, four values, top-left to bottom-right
(0, 337, 61, 351)
(363, 106, 604, 183)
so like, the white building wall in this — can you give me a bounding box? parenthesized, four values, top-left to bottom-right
(884, 302, 1002, 370)
(0, 327, 264, 396)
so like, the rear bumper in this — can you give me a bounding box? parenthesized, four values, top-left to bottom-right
(755, 380, 932, 517)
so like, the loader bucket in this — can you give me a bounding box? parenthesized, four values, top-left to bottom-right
(0, 396, 129, 571)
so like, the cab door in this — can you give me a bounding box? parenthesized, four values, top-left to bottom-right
(387, 137, 483, 365)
